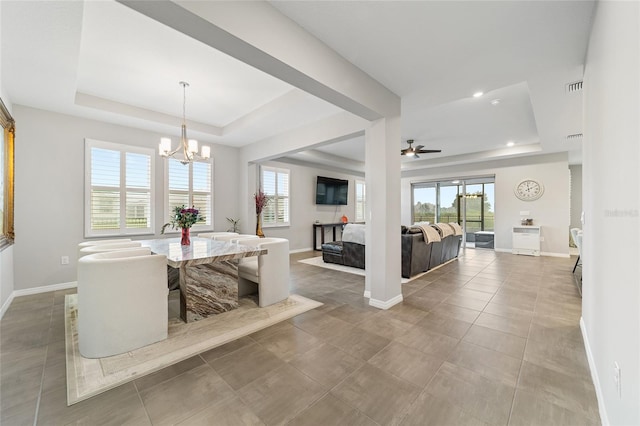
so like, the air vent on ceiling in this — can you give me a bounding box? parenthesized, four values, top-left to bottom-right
(566, 133, 583, 141)
(566, 80, 583, 94)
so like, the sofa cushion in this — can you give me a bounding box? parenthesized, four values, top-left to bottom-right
(342, 223, 365, 245)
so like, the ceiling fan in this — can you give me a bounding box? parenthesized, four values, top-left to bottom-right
(400, 139, 442, 158)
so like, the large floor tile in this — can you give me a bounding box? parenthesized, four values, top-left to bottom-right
(208, 343, 286, 390)
(176, 393, 265, 425)
(237, 364, 325, 425)
(326, 325, 391, 361)
(139, 364, 236, 425)
(356, 312, 413, 340)
(475, 312, 531, 338)
(287, 394, 377, 426)
(423, 362, 515, 425)
(463, 324, 527, 359)
(368, 341, 443, 388)
(414, 312, 473, 339)
(331, 364, 421, 425)
(509, 388, 600, 426)
(251, 325, 321, 362)
(400, 391, 488, 426)
(395, 325, 460, 359)
(288, 342, 363, 389)
(518, 361, 600, 421)
(38, 383, 150, 426)
(446, 341, 521, 387)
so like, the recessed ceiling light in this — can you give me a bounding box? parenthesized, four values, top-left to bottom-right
(473, 92, 484, 98)
(506, 141, 515, 147)
(491, 99, 501, 106)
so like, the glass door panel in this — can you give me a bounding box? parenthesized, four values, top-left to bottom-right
(413, 186, 436, 223)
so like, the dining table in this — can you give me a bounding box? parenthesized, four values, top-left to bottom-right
(139, 237, 266, 323)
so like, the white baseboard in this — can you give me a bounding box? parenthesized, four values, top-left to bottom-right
(0, 281, 77, 320)
(13, 281, 77, 298)
(363, 290, 371, 298)
(495, 247, 569, 258)
(0, 293, 15, 320)
(541, 251, 570, 258)
(580, 316, 610, 426)
(369, 294, 403, 310)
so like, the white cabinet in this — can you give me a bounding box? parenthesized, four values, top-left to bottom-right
(512, 226, 541, 256)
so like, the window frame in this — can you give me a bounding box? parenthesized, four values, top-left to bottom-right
(0, 98, 15, 250)
(84, 138, 156, 238)
(261, 165, 290, 228)
(164, 157, 215, 234)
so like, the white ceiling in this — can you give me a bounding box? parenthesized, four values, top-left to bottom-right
(1, 0, 594, 171)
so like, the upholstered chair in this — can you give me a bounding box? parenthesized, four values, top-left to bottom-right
(237, 238, 290, 307)
(214, 234, 259, 243)
(77, 238, 133, 258)
(78, 241, 142, 258)
(77, 247, 168, 358)
(197, 232, 239, 239)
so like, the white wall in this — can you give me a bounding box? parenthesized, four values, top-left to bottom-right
(254, 160, 360, 251)
(582, 2, 640, 425)
(401, 153, 571, 256)
(12, 106, 241, 290)
(570, 164, 583, 230)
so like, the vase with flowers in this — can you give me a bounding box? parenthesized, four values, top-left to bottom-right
(254, 190, 271, 238)
(161, 205, 204, 245)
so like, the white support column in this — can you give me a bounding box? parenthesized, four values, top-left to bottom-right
(364, 116, 402, 309)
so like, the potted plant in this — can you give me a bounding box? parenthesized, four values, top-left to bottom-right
(254, 191, 271, 238)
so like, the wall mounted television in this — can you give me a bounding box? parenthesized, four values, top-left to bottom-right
(316, 176, 348, 205)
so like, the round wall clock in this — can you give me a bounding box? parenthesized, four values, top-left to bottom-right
(514, 179, 544, 201)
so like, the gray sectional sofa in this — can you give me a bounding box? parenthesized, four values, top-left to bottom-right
(321, 223, 462, 278)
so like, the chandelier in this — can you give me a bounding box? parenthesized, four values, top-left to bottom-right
(159, 81, 210, 165)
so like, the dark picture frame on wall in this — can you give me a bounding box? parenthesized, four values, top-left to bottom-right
(0, 98, 15, 249)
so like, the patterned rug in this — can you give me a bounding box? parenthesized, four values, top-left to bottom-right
(65, 293, 321, 405)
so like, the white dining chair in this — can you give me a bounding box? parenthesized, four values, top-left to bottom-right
(214, 234, 259, 243)
(77, 238, 133, 258)
(78, 241, 143, 258)
(237, 237, 290, 307)
(77, 247, 168, 358)
(197, 232, 238, 239)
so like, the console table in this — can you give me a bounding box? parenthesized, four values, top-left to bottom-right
(313, 223, 344, 251)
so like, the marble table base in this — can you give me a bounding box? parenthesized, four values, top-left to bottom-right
(174, 260, 240, 322)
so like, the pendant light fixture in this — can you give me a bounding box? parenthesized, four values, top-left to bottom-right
(159, 81, 210, 165)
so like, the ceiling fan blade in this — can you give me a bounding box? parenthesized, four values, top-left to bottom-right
(400, 150, 407, 155)
(415, 145, 424, 151)
(414, 153, 420, 159)
(417, 149, 442, 153)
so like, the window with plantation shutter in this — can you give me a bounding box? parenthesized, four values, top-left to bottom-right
(166, 158, 213, 232)
(355, 180, 366, 222)
(261, 166, 289, 227)
(84, 139, 154, 237)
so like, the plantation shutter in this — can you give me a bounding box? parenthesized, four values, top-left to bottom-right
(85, 139, 154, 237)
(261, 166, 289, 226)
(166, 158, 213, 230)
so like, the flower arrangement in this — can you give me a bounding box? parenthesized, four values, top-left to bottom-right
(161, 205, 203, 234)
(254, 190, 271, 214)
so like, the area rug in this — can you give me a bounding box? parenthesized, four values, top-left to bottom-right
(298, 256, 431, 283)
(65, 293, 322, 405)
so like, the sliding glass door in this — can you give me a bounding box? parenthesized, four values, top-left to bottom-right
(411, 176, 495, 249)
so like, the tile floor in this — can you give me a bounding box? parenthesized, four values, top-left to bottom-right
(1, 248, 597, 425)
